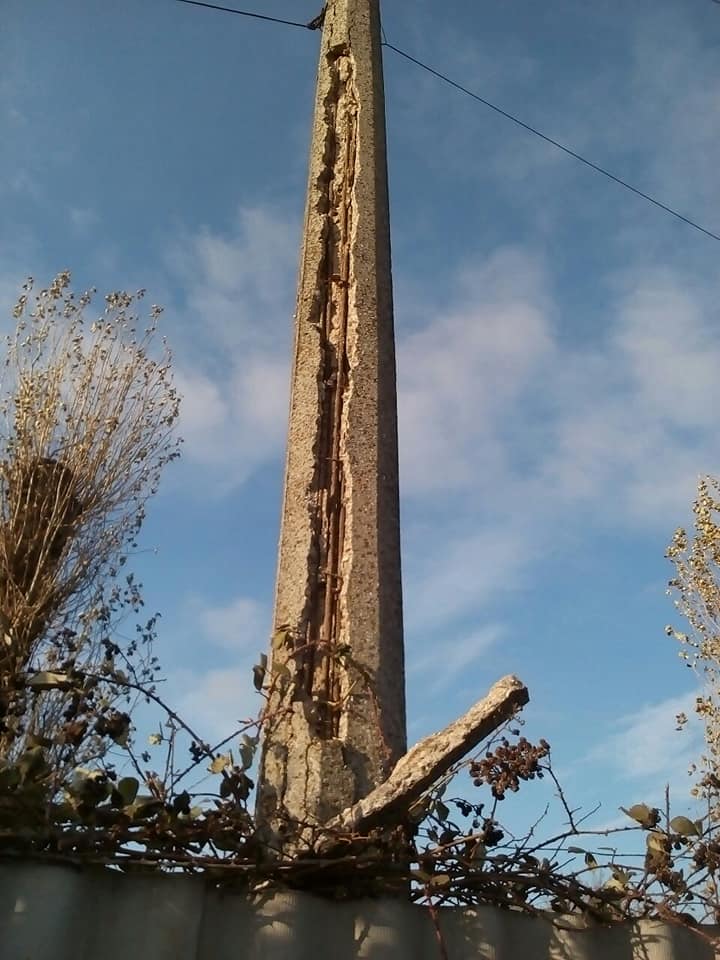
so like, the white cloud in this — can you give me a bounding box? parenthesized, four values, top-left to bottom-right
(404, 523, 532, 633)
(167, 206, 297, 356)
(625, 16, 720, 220)
(232, 354, 289, 436)
(397, 247, 554, 496)
(392, 243, 720, 650)
(612, 270, 720, 429)
(6, 106, 27, 126)
(3, 168, 40, 198)
(410, 622, 505, 691)
(590, 691, 702, 784)
(177, 667, 261, 745)
(174, 362, 287, 487)
(169, 594, 269, 742)
(68, 206, 98, 231)
(165, 205, 296, 492)
(398, 246, 720, 526)
(397, 6, 718, 256)
(199, 596, 267, 652)
(174, 370, 229, 454)
(540, 266, 720, 524)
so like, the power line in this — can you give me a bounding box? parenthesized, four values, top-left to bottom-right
(174, 0, 322, 30)
(171, 1, 719, 244)
(382, 42, 720, 243)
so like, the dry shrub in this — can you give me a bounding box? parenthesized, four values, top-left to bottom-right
(0, 272, 181, 766)
(667, 476, 720, 813)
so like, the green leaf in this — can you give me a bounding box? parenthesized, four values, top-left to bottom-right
(670, 816, 700, 837)
(253, 654, 269, 690)
(239, 743, 255, 770)
(235, 771, 253, 800)
(252, 664, 266, 691)
(567, 846, 585, 854)
(584, 852, 599, 869)
(148, 733, 162, 746)
(117, 777, 139, 805)
(434, 800, 450, 822)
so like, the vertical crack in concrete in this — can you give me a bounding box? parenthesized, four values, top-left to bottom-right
(303, 45, 358, 740)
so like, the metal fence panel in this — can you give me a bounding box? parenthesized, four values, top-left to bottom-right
(1, 863, 717, 959)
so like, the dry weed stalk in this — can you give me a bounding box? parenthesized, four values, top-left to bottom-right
(0, 272, 180, 762)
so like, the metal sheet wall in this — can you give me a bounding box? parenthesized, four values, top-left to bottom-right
(1, 863, 717, 960)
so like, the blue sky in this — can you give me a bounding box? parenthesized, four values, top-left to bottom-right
(3, 0, 720, 843)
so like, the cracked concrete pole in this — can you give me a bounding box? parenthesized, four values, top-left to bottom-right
(256, 0, 405, 849)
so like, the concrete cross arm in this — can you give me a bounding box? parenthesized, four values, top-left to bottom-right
(328, 675, 530, 835)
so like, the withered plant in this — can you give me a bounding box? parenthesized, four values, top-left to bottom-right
(0, 272, 181, 771)
(667, 476, 720, 813)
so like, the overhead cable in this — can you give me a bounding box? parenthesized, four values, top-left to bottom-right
(171, 0, 719, 243)
(174, 0, 323, 30)
(383, 42, 720, 243)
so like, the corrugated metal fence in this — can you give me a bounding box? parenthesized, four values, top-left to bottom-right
(2, 862, 718, 959)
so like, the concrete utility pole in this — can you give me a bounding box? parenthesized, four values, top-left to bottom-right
(256, 0, 406, 845)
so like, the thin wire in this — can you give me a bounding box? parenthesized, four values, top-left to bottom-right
(383, 41, 720, 243)
(171, 1, 718, 243)
(174, 0, 317, 30)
